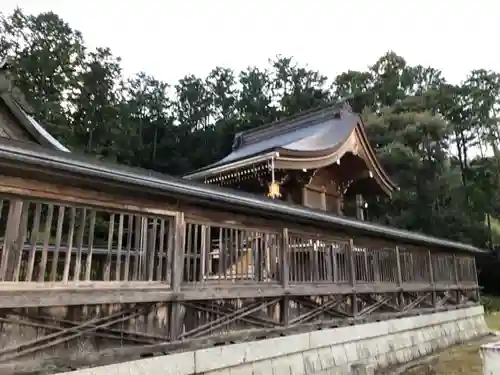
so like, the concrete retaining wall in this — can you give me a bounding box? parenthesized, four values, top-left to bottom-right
(58, 305, 487, 375)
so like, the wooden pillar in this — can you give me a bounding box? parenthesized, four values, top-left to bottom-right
(320, 189, 326, 211)
(427, 250, 436, 308)
(355, 195, 365, 221)
(280, 228, 290, 326)
(169, 212, 186, 340)
(165, 218, 174, 285)
(0, 200, 26, 281)
(199, 225, 208, 282)
(337, 192, 344, 215)
(452, 254, 459, 285)
(140, 217, 148, 280)
(363, 250, 370, 282)
(146, 220, 157, 281)
(347, 238, 357, 317)
(325, 245, 334, 282)
(452, 254, 460, 304)
(302, 187, 308, 207)
(472, 256, 480, 301)
(395, 246, 404, 310)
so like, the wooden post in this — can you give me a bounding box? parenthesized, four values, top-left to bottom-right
(13, 205, 29, 282)
(394, 246, 404, 310)
(199, 225, 207, 282)
(452, 254, 460, 305)
(146, 220, 157, 281)
(355, 194, 364, 221)
(0, 199, 25, 281)
(472, 256, 479, 285)
(427, 250, 436, 308)
(302, 187, 308, 207)
(325, 245, 334, 282)
(472, 256, 480, 301)
(347, 238, 357, 317)
(169, 212, 186, 340)
(395, 246, 403, 286)
(251, 233, 258, 281)
(452, 254, 459, 284)
(140, 217, 148, 280)
(165, 217, 174, 285)
(206, 226, 213, 276)
(336, 193, 343, 215)
(280, 228, 290, 326)
(364, 250, 370, 282)
(320, 189, 326, 211)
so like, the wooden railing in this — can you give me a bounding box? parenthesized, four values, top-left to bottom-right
(0, 143, 482, 374)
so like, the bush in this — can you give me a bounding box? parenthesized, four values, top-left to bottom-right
(481, 295, 500, 314)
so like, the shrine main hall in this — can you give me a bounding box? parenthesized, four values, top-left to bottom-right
(184, 102, 397, 221)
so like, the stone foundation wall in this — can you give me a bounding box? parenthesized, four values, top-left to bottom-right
(57, 305, 488, 375)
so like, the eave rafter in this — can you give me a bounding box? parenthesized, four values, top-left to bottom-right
(204, 163, 269, 186)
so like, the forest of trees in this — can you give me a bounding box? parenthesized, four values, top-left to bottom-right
(1, 9, 500, 255)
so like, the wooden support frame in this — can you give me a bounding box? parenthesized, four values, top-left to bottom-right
(0, 172, 481, 373)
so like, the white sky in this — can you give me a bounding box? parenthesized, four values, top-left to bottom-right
(1, 0, 499, 86)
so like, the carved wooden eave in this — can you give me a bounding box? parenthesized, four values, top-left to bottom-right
(184, 102, 397, 197)
(0, 58, 69, 152)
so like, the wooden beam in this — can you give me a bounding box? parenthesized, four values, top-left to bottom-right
(0, 281, 478, 309)
(0, 174, 178, 217)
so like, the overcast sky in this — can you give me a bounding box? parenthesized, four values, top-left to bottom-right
(1, 0, 499, 86)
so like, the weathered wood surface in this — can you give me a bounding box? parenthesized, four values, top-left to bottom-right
(0, 175, 481, 375)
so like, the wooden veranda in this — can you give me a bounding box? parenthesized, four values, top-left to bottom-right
(0, 141, 483, 374)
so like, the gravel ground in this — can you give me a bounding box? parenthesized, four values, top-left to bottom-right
(402, 313, 500, 375)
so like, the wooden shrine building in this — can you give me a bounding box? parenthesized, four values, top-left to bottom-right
(184, 103, 397, 220)
(0, 59, 483, 373)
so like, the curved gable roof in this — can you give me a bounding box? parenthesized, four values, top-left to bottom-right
(185, 102, 397, 195)
(215, 106, 347, 166)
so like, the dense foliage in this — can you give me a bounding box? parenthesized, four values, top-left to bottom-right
(1, 9, 500, 257)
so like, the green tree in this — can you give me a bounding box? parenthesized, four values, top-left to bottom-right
(70, 47, 123, 157)
(0, 9, 85, 142)
(122, 72, 173, 169)
(270, 56, 330, 115)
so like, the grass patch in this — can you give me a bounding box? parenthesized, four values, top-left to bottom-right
(481, 295, 500, 315)
(485, 312, 500, 331)
(402, 304, 500, 375)
(487, 215, 500, 244)
(402, 338, 489, 375)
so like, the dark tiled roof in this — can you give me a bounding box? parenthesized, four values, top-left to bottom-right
(183, 102, 398, 197)
(185, 102, 354, 178)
